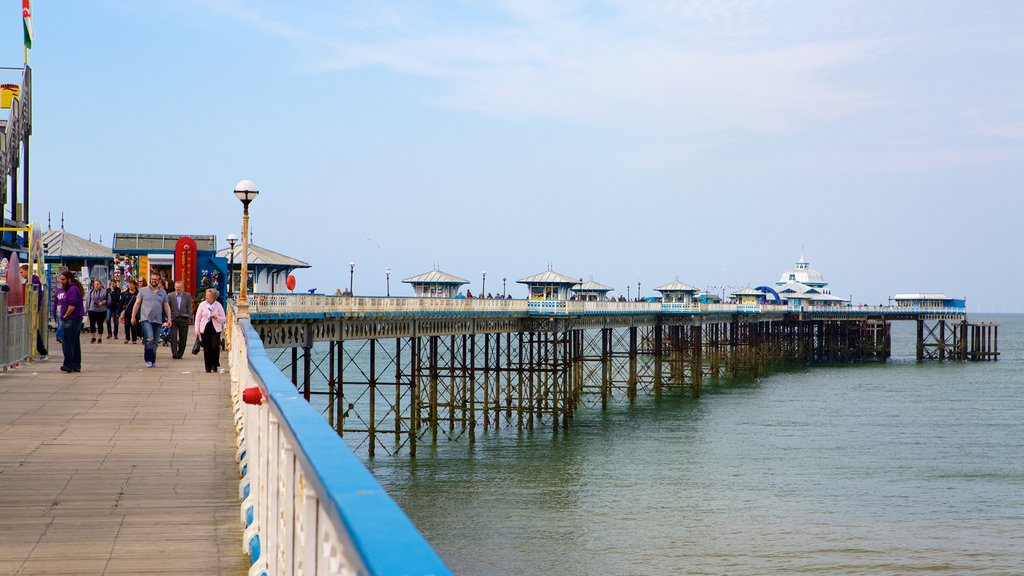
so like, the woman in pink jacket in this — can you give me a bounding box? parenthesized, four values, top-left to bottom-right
(194, 288, 227, 373)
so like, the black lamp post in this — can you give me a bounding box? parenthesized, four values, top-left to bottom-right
(226, 233, 237, 298)
(233, 180, 259, 317)
(502, 277, 506, 298)
(482, 271, 486, 296)
(349, 261, 355, 295)
(386, 267, 391, 297)
(637, 280, 641, 301)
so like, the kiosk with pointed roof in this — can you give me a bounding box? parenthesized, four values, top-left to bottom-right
(731, 287, 765, 305)
(518, 266, 578, 301)
(654, 279, 700, 304)
(402, 268, 469, 298)
(216, 241, 310, 294)
(572, 277, 613, 301)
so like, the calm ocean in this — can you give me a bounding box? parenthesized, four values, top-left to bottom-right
(358, 314, 1023, 576)
(282, 314, 1022, 575)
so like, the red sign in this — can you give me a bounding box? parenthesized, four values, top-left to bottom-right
(175, 236, 198, 295)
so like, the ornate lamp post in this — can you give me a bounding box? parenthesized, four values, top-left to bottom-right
(385, 267, 391, 297)
(233, 180, 259, 317)
(349, 262, 355, 295)
(637, 280, 641, 301)
(502, 277, 507, 298)
(226, 233, 237, 298)
(482, 271, 486, 296)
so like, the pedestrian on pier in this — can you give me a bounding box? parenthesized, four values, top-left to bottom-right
(58, 271, 84, 373)
(105, 278, 122, 341)
(86, 279, 108, 343)
(194, 288, 226, 373)
(120, 279, 139, 344)
(167, 281, 193, 359)
(131, 272, 171, 368)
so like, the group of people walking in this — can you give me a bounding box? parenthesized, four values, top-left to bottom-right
(55, 270, 226, 374)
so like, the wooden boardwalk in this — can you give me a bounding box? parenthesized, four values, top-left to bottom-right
(0, 334, 247, 575)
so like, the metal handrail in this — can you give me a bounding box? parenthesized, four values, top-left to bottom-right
(230, 309, 450, 576)
(242, 293, 967, 319)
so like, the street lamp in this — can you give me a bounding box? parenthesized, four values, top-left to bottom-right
(233, 180, 259, 317)
(482, 271, 486, 296)
(226, 233, 238, 298)
(385, 267, 391, 297)
(349, 262, 355, 296)
(637, 280, 641, 302)
(502, 277, 507, 298)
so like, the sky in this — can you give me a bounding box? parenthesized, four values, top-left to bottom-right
(3, 0, 1022, 311)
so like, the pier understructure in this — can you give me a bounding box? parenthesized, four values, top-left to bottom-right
(246, 297, 996, 457)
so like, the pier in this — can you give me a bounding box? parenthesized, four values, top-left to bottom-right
(242, 294, 998, 458)
(0, 336, 246, 575)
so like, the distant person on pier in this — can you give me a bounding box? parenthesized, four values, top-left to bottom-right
(131, 272, 172, 368)
(105, 278, 122, 341)
(195, 288, 226, 373)
(466, 290, 473, 298)
(120, 279, 139, 344)
(58, 271, 85, 373)
(20, 265, 48, 358)
(86, 279, 109, 343)
(167, 281, 193, 359)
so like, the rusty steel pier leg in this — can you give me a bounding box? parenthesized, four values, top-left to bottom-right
(469, 333, 477, 443)
(368, 339, 377, 458)
(517, 331, 525, 430)
(482, 333, 490, 430)
(627, 326, 638, 402)
(394, 337, 402, 442)
(327, 341, 335, 428)
(336, 334, 345, 437)
(691, 325, 703, 397)
(410, 336, 419, 458)
(429, 335, 439, 443)
(653, 324, 663, 397)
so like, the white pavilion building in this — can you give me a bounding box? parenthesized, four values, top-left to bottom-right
(774, 253, 849, 307)
(402, 269, 469, 298)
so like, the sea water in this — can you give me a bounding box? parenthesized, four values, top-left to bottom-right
(282, 315, 1023, 575)
(367, 315, 1022, 575)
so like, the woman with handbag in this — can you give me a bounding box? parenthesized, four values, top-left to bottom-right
(194, 288, 226, 373)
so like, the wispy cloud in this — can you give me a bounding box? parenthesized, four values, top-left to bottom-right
(199, 0, 893, 136)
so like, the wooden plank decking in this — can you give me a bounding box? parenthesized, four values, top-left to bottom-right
(0, 334, 247, 575)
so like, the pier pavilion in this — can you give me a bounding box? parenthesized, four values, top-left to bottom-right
(777, 253, 830, 290)
(572, 278, 614, 301)
(894, 293, 964, 308)
(654, 280, 700, 304)
(402, 268, 469, 297)
(216, 241, 309, 294)
(519, 268, 579, 300)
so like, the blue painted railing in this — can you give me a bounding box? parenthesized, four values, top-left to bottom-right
(232, 313, 451, 575)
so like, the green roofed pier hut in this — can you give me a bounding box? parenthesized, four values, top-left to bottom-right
(402, 269, 469, 298)
(572, 279, 614, 301)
